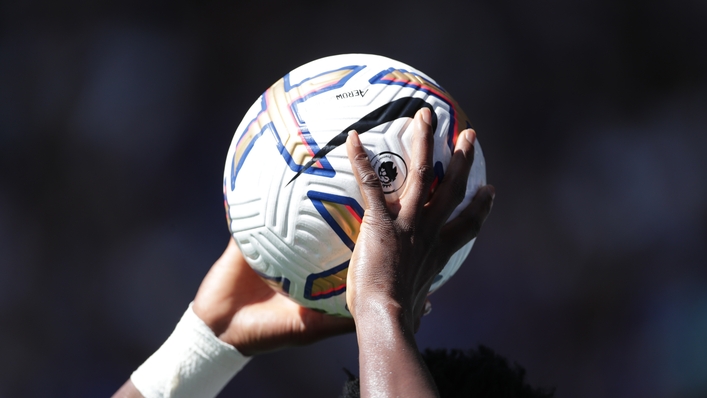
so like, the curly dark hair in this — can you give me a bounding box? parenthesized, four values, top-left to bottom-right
(340, 345, 554, 398)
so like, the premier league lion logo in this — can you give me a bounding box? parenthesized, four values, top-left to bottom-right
(378, 161, 398, 186)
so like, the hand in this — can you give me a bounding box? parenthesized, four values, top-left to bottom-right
(193, 238, 355, 356)
(345, 108, 494, 326)
(345, 107, 494, 397)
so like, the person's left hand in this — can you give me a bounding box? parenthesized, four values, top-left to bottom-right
(193, 238, 355, 356)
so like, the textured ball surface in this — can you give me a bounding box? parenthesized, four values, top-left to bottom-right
(223, 54, 486, 316)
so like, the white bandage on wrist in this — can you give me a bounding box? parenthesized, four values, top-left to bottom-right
(130, 303, 251, 398)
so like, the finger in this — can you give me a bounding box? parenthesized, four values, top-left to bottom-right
(193, 238, 248, 336)
(423, 299, 432, 316)
(399, 108, 435, 219)
(295, 308, 356, 346)
(438, 185, 495, 256)
(413, 299, 432, 333)
(427, 129, 476, 223)
(346, 130, 387, 214)
(308, 308, 358, 335)
(320, 314, 357, 335)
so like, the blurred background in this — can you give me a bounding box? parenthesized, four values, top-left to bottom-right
(1, 0, 706, 396)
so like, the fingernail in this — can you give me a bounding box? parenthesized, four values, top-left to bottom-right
(348, 130, 361, 147)
(488, 185, 496, 200)
(419, 108, 432, 126)
(464, 129, 477, 145)
(423, 301, 432, 316)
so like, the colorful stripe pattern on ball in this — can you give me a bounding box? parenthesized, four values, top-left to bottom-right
(229, 65, 365, 191)
(307, 191, 364, 251)
(303, 191, 364, 301)
(304, 260, 350, 301)
(253, 269, 291, 296)
(369, 68, 473, 150)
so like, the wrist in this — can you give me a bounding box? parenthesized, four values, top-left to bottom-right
(192, 299, 232, 339)
(354, 296, 436, 397)
(351, 294, 415, 335)
(130, 303, 251, 398)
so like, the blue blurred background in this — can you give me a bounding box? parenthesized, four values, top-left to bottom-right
(1, 0, 706, 397)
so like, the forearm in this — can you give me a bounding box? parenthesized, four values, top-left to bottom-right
(355, 299, 439, 398)
(114, 303, 250, 398)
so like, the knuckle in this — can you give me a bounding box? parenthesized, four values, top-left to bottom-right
(359, 169, 381, 188)
(436, 240, 451, 259)
(449, 181, 468, 205)
(468, 217, 483, 239)
(353, 152, 370, 162)
(416, 164, 435, 185)
(397, 219, 416, 235)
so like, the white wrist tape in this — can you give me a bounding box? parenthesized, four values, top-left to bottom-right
(131, 303, 251, 398)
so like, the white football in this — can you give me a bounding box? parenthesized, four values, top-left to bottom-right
(223, 54, 486, 317)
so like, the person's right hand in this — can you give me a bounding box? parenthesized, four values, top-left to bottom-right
(345, 107, 494, 397)
(345, 107, 494, 327)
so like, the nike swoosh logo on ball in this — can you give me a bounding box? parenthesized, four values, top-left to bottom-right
(287, 97, 437, 185)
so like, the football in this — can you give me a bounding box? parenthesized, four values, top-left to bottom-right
(223, 54, 486, 317)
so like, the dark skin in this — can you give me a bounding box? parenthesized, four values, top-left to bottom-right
(113, 107, 494, 398)
(112, 241, 357, 398)
(346, 108, 494, 397)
